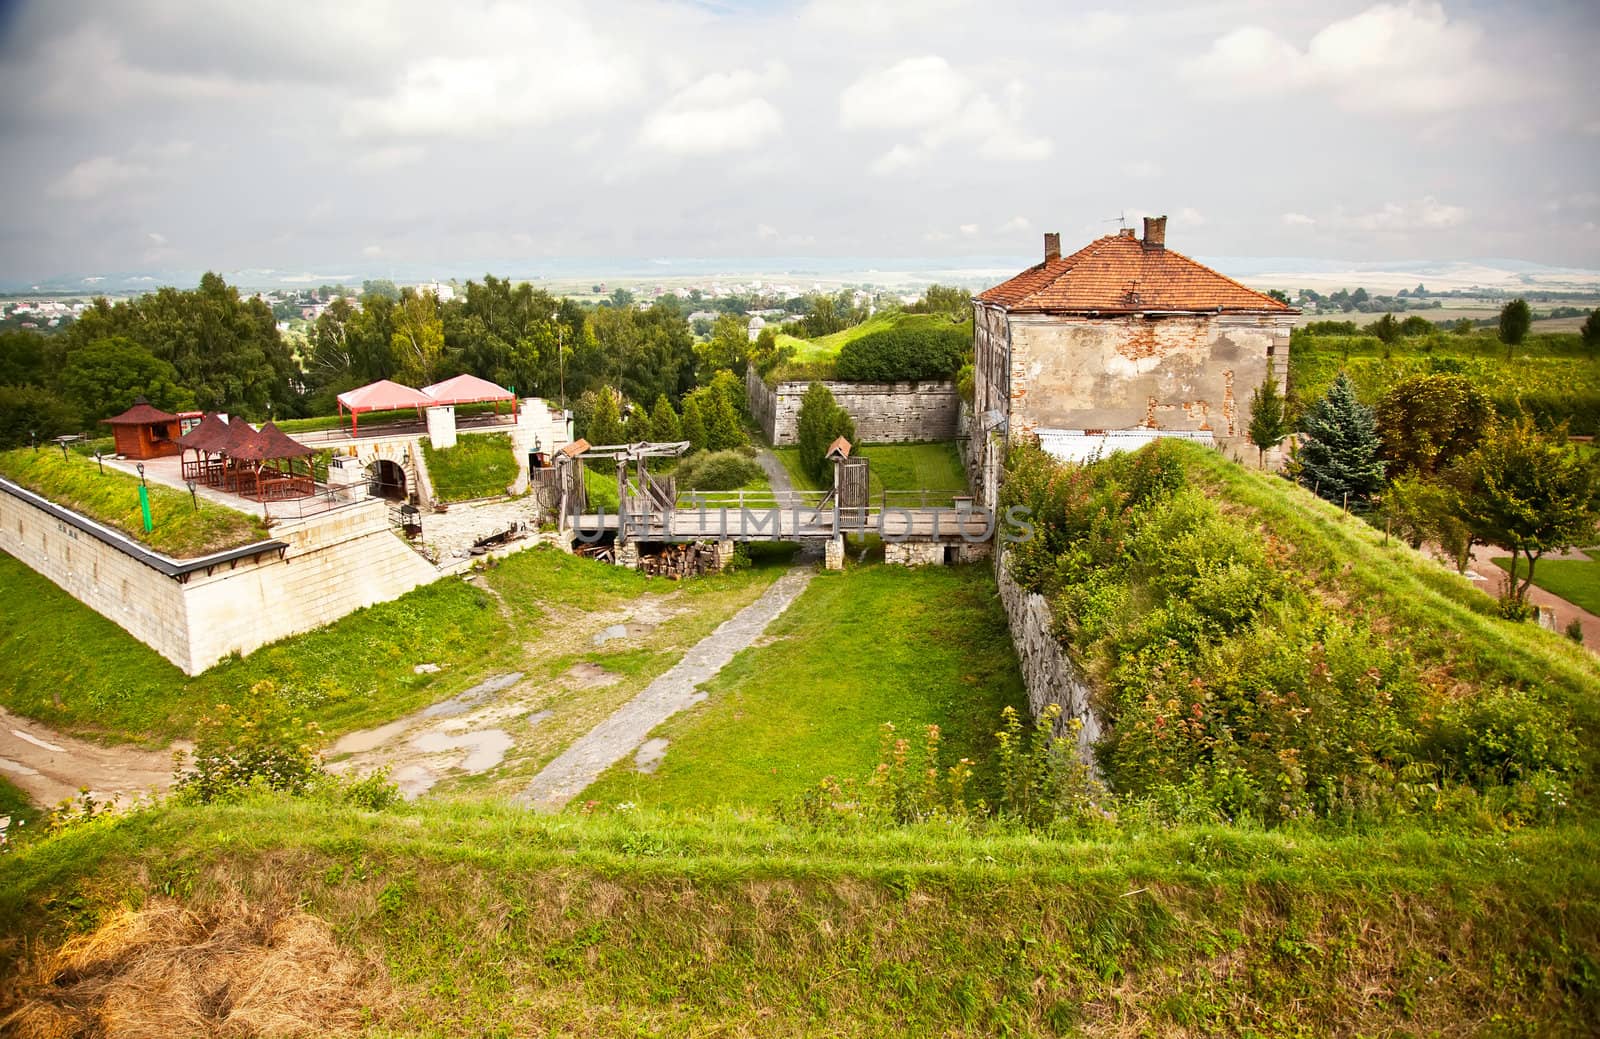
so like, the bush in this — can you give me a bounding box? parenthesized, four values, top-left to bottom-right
(0, 385, 81, 449)
(796, 382, 855, 480)
(175, 688, 323, 804)
(675, 449, 763, 491)
(835, 325, 967, 382)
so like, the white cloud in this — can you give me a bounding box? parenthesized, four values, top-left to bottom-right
(357, 145, 425, 171)
(757, 223, 780, 241)
(49, 155, 151, 200)
(1182, 2, 1502, 114)
(843, 57, 1051, 173)
(1124, 160, 1162, 180)
(840, 56, 971, 131)
(1282, 212, 1317, 226)
(1178, 207, 1206, 226)
(638, 63, 785, 157)
(959, 223, 979, 236)
(999, 216, 1031, 232)
(805, 0, 968, 36)
(1344, 196, 1467, 231)
(146, 231, 167, 245)
(362, 244, 384, 258)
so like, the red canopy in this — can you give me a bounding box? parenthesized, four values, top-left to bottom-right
(421, 373, 516, 406)
(337, 379, 435, 414)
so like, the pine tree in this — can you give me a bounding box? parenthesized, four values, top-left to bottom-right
(705, 391, 745, 451)
(680, 394, 708, 452)
(796, 382, 856, 480)
(1246, 366, 1291, 468)
(583, 385, 625, 474)
(624, 404, 651, 443)
(650, 394, 681, 443)
(1296, 372, 1386, 506)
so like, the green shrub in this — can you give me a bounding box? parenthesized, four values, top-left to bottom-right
(835, 325, 967, 382)
(175, 688, 323, 804)
(675, 449, 763, 491)
(796, 382, 855, 480)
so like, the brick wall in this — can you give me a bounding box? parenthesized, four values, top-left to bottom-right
(994, 548, 1101, 767)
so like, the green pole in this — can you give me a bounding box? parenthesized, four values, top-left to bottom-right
(138, 485, 153, 533)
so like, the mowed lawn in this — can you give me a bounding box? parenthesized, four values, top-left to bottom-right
(580, 562, 1027, 810)
(1492, 556, 1600, 615)
(773, 440, 968, 500)
(422, 432, 518, 502)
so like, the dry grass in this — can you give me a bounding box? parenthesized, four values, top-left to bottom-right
(2, 894, 393, 1038)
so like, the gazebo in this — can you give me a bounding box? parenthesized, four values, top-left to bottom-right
(229, 421, 317, 500)
(421, 373, 517, 414)
(101, 399, 182, 460)
(216, 417, 267, 496)
(336, 379, 436, 436)
(175, 413, 232, 485)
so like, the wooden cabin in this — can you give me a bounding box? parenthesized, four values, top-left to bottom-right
(101, 399, 182, 460)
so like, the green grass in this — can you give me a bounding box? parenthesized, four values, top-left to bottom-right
(0, 776, 37, 835)
(421, 432, 518, 502)
(0, 545, 742, 746)
(583, 564, 1026, 810)
(773, 441, 969, 502)
(770, 312, 973, 376)
(0, 448, 269, 557)
(276, 401, 502, 434)
(2, 797, 1597, 1036)
(1492, 557, 1600, 615)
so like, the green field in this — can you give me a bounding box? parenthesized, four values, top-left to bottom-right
(773, 441, 968, 501)
(1289, 330, 1600, 433)
(1492, 556, 1600, 615)
(0, 448, 269, 558)
(421, 432, 518, 502)
(583, 564, 1025, 810)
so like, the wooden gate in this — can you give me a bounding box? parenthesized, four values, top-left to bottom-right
(835, 457, 869, 530)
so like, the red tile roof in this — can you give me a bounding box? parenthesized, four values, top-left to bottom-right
(101, 399, 179, 426)
(976, 231, 1293, 315)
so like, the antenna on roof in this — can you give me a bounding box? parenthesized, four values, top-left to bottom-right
(1103, 211, 1129, 229)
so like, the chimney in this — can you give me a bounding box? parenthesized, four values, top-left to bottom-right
(1142, 215, 1167, 250)
(1044, 232, 1061, 261)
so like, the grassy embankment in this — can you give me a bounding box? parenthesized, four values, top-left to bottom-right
(583, 563, 1025, 810)
(772, 311, 973, 376)
(0, 545, 778, 748)
(773, 440, 968, 502)
(1, 798, 1596, 1036)
(0, 448, 268, 558)
(1288, 329, 1600, 433)
(420, 432, 518, 502)
(1492, 557, 1600, 615)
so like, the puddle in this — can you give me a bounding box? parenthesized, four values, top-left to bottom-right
(420, 672, 524, 718)
(633, 738, 668, 775)
(410, 729, 515, 773)
(592, 622, 656, 646)
(330, 718, 412, 756)
(564, 662, 620, 688)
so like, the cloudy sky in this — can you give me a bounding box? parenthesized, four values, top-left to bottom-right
(0, 0, 1596, 280)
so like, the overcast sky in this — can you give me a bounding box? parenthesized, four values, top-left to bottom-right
(1, 0, 1596, 280)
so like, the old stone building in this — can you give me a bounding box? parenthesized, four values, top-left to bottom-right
(969, 216, 1295, 504)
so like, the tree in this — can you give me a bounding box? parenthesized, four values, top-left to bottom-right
(1246, 367, 1291, 467)
(1296, 372, 1386, 506)
(1449, 418, 1600, 605)
(1499, 298, 1531, 358)
(57, 337, 193, 421)
(624, 404, 651, 443)
(361, 279, 401, 302)
(680, 394, 708, 452)
(1368, 313, 1399, 344)
(1374, 374, 1494, 476)
(650, 394, 682, 443)
(1384, 473, 1476, 572)
(583, 385, 625, 447)
(0, 385, 80, 449)
(391, 290, 446, 386)
(607, 287, 635, 309)
(1582, 308, 1600, 360)
(796, 382, 856, 480)
(697, 314, 750, 380)
(0, 330, 48, 386)
(1399, 315, 1433, 338)
(1266, 289, 1290, 305)
(703, 387, 745, 451)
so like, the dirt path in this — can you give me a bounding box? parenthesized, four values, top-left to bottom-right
(515, 564, 815, 812)
(755, 448, 800, 503)
(0, 708, 185, 808)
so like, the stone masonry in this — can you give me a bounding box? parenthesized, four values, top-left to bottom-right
(994, 548, 1101, 766)
(746, 368, 960, 446)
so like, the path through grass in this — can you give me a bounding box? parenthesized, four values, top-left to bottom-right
(582, 562, 1025, 810)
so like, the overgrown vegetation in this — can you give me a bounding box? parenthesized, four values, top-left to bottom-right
(0, 447, 269, 557)
(1001, 438, 1600, 827)
(420, 431, 518, 502)
(834, 322, 968, 383)
(795, 382, 856, 480)
(673, 448, 765, 491)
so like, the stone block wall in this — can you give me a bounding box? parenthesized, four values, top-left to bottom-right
(994, 549, 1101, 766)
(746, 368, 960, 446)
(1, 487, 440, 675)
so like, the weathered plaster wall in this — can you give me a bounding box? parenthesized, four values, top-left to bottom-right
(1005, 313, 1289, 445)
(0, 488, 196, 672)
(746, 368, 960, 445)
(0, 491, 439, 675)
(994, 548, 1101, 765)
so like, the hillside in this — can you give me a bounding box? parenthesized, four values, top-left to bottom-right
(772, 311, 972, 375)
